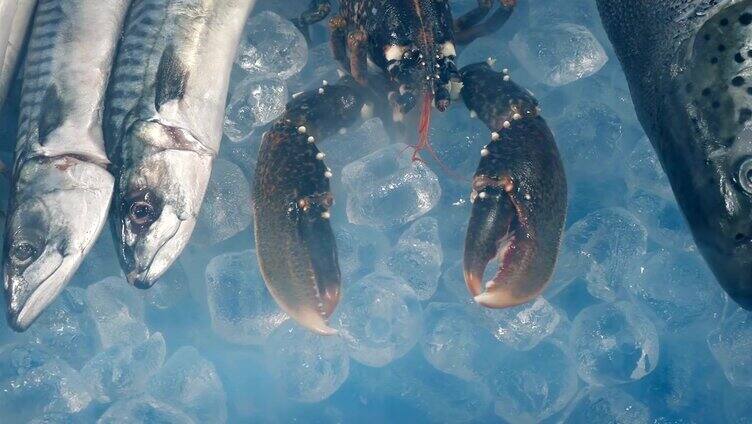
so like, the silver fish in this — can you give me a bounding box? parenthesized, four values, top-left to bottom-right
(105, 0, 256, 288)
(0, 0, 38, 109)
(4, 0, 130, 330)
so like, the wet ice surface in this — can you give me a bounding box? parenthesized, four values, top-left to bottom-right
(0, 1, 749, 422)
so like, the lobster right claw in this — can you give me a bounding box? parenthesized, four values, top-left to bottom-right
(460, 63, 567, 308)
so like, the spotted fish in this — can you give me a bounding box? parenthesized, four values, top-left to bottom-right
(3, 0, 130, 331)
(597, 0, 752, 308)
(105, 0, 256, 288)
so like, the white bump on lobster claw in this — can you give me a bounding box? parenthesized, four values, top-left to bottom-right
(385, 44, 407, 61)
(321, 211, 331, 219)
(470, 110, 478, 118)
(481, 148, 490, 157)
(298, 126, 307, 134)
(360, 103, 374, 119)
(316, 152, 325, 160)
(441, 41, 457, 58)
(503, 121, 511, 128)
(491, 132, 500, 141)
(307, 136, 315, 143)
(512, 113, 522, 121)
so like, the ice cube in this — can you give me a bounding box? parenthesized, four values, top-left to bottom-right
(554, 101, 624, 181)
(481, 297, 562, 351)
(81, 332, 166, 403)
(223, 76, 287, 143)
(707, 307, 752, 387)
(626, 250, 725, 334)
(287, 42, 342, 93)
(439, 260, 476, 306)
(564, 207, 647, 302)
(488, 339, 579, 424)
(635, 337, 725, 420)
(341, 143, 441, 228)
(320, 118, 391, 172)
(564, 387, 650, 423)
(265, 321, 350, 403)
(570, 301, 660, 386)
(73, 230, 121, 286)
(205, 250, 288, 345)
(509, 23, 608, 87)
(85, 277, 148, 349)
(27, 287, 100, 368)
(353, 353, 493, 423)
(625, 136, 671, 196)
(376, 217, 443, 300)
(144, 262, 191, 311)
(0, 344, 92, 422)
(625, 188, 693, 251)
(333, 222, 390, 283)
(723, 386, 752, 423)
(335, 272, 423, 367)
(421, 302, 499, 381)
(236, 11, 307, 79)
(529, 0, 605, 33)
(194, 159, 252, 245)
(97, 395, 195, 424)
(148, 346, 227, 423)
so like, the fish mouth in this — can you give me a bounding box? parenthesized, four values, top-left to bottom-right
(122, 217, 192, 289)
(5, 252, 78, 331)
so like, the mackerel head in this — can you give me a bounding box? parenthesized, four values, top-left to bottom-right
(596, 0, 752, 307)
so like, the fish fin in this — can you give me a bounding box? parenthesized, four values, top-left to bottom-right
(155, 45, 189, 111)
(38, 84, 65, 144)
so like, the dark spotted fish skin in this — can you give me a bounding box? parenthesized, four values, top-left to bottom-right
(597, 0, 752, 308)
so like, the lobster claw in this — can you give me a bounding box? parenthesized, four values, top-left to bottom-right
(253, 81, 366, 335)
(460, 63, 567, 308)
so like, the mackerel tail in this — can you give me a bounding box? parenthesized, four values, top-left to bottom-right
(597, 0, 752, 308)
(104, 0, 257, 288)
(3, 0, 130, 331)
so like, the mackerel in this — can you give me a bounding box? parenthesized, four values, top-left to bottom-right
(3, 0, 130, 330)
(105, 0, 256, 287)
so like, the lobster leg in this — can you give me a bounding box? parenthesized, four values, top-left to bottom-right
(253, 78, 368, 335)
(329, 15, 350, 72)
(292, 0, 332, 43)
(460, 63, 567, 308)
(455, 0, 517, 45)
(454, 0, 493, 32)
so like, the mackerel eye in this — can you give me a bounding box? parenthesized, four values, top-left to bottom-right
(737, 157, 752, 194)
(11, 241, 38, 266)
(129, 201, 156, 227)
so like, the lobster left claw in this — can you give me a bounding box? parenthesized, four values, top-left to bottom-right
(253, 80, 367, 335)
(460, 63, 567, 308)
